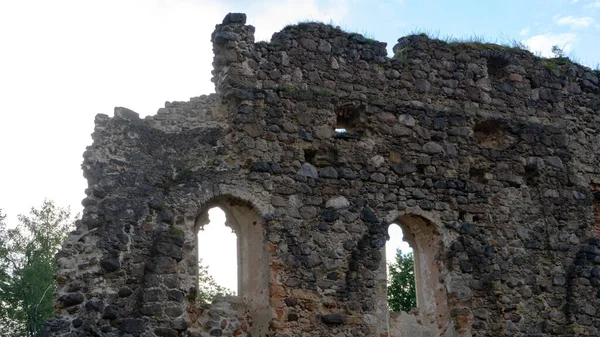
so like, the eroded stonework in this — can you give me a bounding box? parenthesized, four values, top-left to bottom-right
(43, 12, 600, 337)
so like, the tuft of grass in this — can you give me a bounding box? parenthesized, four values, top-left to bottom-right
(345, 29, 378, 45)
(405, 28, 441, 40)
(282, 20, 381, 46)
(442, 33, 530, 52)
(282, 84, 298, 93)
(541, 56, 578, 77)
(444, 33, 488, 44)
(542, 59, 558, 72)
(396, 30, 530, 54)
(310, 87, 330, 97)
(169, 226, 184, 235)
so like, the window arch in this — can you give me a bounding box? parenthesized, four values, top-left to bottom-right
(185, 196, 271, 337)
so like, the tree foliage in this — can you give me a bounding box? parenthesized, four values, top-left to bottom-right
(551, 45, 566, 58)
(387, 250, 417, 312)
(0, 200, 74, 337)
(197, 259, 235, 304)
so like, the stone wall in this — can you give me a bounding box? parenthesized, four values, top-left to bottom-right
(43, 12, 600, 337)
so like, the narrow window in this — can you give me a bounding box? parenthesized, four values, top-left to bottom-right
(378, 215, 451, 337)
(192, 197, 271, 337)
(197, 207, 237, 300)
(386, 223, 416, 312)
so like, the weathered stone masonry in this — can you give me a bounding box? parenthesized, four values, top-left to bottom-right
(43, 12, 600, 337)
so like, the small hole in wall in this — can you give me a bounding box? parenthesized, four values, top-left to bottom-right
(592, 183, 600, 238)
(474, 119, 504, 135)
(474, 119, 515, 149)
(304, 149, 317, 165)
(485, 54, 511, 78)
(334, 103, 363, 139)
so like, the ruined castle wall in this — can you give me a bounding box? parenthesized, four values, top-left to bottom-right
(44, 13, 600, 337)
(143, 94, 223, 133)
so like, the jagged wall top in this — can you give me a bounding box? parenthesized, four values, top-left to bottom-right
(137, 12, 599, 135)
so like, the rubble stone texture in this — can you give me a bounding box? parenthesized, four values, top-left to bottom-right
(42, 12, 600, 337)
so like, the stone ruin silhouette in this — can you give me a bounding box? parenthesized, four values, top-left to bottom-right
(43, 13, 600, 337)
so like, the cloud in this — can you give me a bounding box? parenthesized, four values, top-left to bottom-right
(245, 0, 349, 41)
(519, 28, 530, 36)
(555, 15, 594, 28)
(523, 33, 576, 57)
(585, 0, 600, 8)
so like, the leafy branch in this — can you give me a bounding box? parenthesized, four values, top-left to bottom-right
(387, 250, 417, 312)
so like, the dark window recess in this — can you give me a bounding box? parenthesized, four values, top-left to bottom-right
(304, 149, 317, 165)
(335, 103, 363, 139)
(485, 53, 511, 78)
(474, 119, 515, 149)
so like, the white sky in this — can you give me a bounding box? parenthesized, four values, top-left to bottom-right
(198, 208, 238, 292)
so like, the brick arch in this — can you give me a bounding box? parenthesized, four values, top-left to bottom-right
(194, 184, 275, 219)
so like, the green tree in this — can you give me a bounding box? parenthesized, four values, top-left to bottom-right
(0, 209, 24, 335)
(551, 45, 565, 58)
(0, 200, 74, 337)
(197, 259, 234, 304)
(387, 250, 417, 312)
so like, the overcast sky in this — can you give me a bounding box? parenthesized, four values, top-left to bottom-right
(1, 0, 598, 289)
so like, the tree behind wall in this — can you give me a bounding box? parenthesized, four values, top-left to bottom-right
(387, 250, 417, 312)
(197, 259, 234, 304)
(0, 200, 74, 337)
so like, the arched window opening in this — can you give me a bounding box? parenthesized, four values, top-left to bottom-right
(197, 207, 237, 300)
(375, 215, 451, 337)
(386, 223, 416, 312)
(189, 197, 271, 337)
